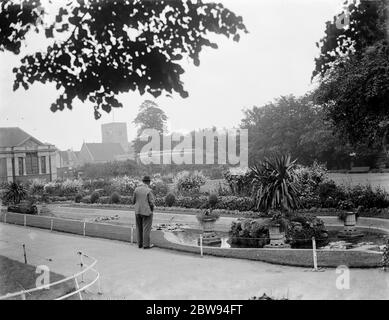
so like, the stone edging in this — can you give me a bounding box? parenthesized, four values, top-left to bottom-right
(0, 211, 387, 268)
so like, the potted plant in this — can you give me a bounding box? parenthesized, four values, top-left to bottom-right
(337, 200, 363, 238)
(265, 210, 290, 248)
(196, 194, 221, 246)
(37, 192, 51, 215)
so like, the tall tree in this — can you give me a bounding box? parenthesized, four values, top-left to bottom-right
(133, 100, 167, 135)
(132, 100, 167, 154)
(240, 95, 352, 168)
(0, 0, 247, 119)
(313, 0, 389, 163)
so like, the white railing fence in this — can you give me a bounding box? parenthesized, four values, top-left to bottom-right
(0, 252, 102, 300)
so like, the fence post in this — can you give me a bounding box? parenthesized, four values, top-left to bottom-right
(97, 275, 103, 295)
(74, 278, 83, 300)
(4, 212, 6, 224)
(131, 226, 134, 244)
(22, 244, 27, 264)
(199, 234, 203, 257)
(24, 214, 26, 227)
(83, 220, 86, 237)
(50, 219, 53, 232)
(78, 252, 85, 283)
(312, 236, 318, 271)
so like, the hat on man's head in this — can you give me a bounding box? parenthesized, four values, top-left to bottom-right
(142, 175, 151, 183)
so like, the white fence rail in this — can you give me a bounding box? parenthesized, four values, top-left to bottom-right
(0, 252, 102, 300)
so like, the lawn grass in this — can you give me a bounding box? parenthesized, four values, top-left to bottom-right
(0, 255, 77, 300)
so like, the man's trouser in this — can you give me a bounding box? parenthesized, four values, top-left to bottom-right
(135, 214, 153, 248)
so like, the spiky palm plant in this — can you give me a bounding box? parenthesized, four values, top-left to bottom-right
(251, 154, 301, 213)
(3, 182, 27, 205)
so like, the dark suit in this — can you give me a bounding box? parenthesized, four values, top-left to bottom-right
(133, 184, 155, 248)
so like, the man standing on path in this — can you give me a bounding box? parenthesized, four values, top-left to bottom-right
(133, 176, 155, 249)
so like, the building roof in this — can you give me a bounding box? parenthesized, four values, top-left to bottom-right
(83, 143, 125, 162)
(0, 127, 43, 147)
(58, 151, 70, 162)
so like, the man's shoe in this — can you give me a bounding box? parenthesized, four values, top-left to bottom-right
(143, 244, 154, 249)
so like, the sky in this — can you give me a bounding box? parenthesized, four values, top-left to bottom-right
(0, 0, 343, 150)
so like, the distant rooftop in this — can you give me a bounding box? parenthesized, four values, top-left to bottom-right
(83, 142, 125, 162)
(0, 127, 43, 147)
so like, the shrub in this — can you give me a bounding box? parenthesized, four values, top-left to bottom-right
(317, 180, 346, 208)
(295, 162, 327, 191)
(208, 193, 218, 208)
(216, 181, 233, 196)
(251, 154, 301, 212)
(287, 213, 328, 247)
(80, 196, 91, 204)
(98, 196, 110, 204)
(74, 194, 83, 203)
(230, 219, 269, 247)
(110, 192, 121, 204)
(2, 182, 27, 205)
(90, 191, 100, 204)
(165, 193, 176, 207)
(173, 171, 207, 195)
(215, 196, 254, 211)
(175, 196, 206, 209)
(61, 179, 83, 195)
(111, 176, 140, 195)
(44, 181, 62, 195)
(151, 178, 169, 197)
(346, 185, 389, 208)
(29, 179, 45, 195)
(223, 167, 253, 196)
(119, 195, 133, 205)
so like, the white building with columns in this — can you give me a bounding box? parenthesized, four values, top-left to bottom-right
(0, 127, 57, 184)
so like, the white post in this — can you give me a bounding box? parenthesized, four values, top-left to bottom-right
(131, 226, 134, 243)
(312, 236, 318, 271)
(74, 278, 83, 300)
(24, 214, 26, 227)
(78, 252, 85, 283)
(21, 293, 26, 300)
(83, 220, 86, 237)
(4, 213, 6, 224)
(97, 275, 103, 295)
(50, 219, 53, 232)
(200, 234, 203, 257)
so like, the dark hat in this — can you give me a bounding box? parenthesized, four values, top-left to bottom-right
(142, 175, 151, 183)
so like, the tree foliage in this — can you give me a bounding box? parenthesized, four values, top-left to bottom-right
(313, 0, 386, 79)
(240, 95, 352, 168)
(314, 0, 389, 155)
(0, 0, 247, 119)
(132, 99, 168, 154)
(315, 44, 389, 153)
(0, 0, 44, 54)
(133, 100, 167, 135)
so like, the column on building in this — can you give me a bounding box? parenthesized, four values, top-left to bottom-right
(6, 155, 13, 182)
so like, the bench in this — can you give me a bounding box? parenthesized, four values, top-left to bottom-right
(349, 166, 370, 173)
